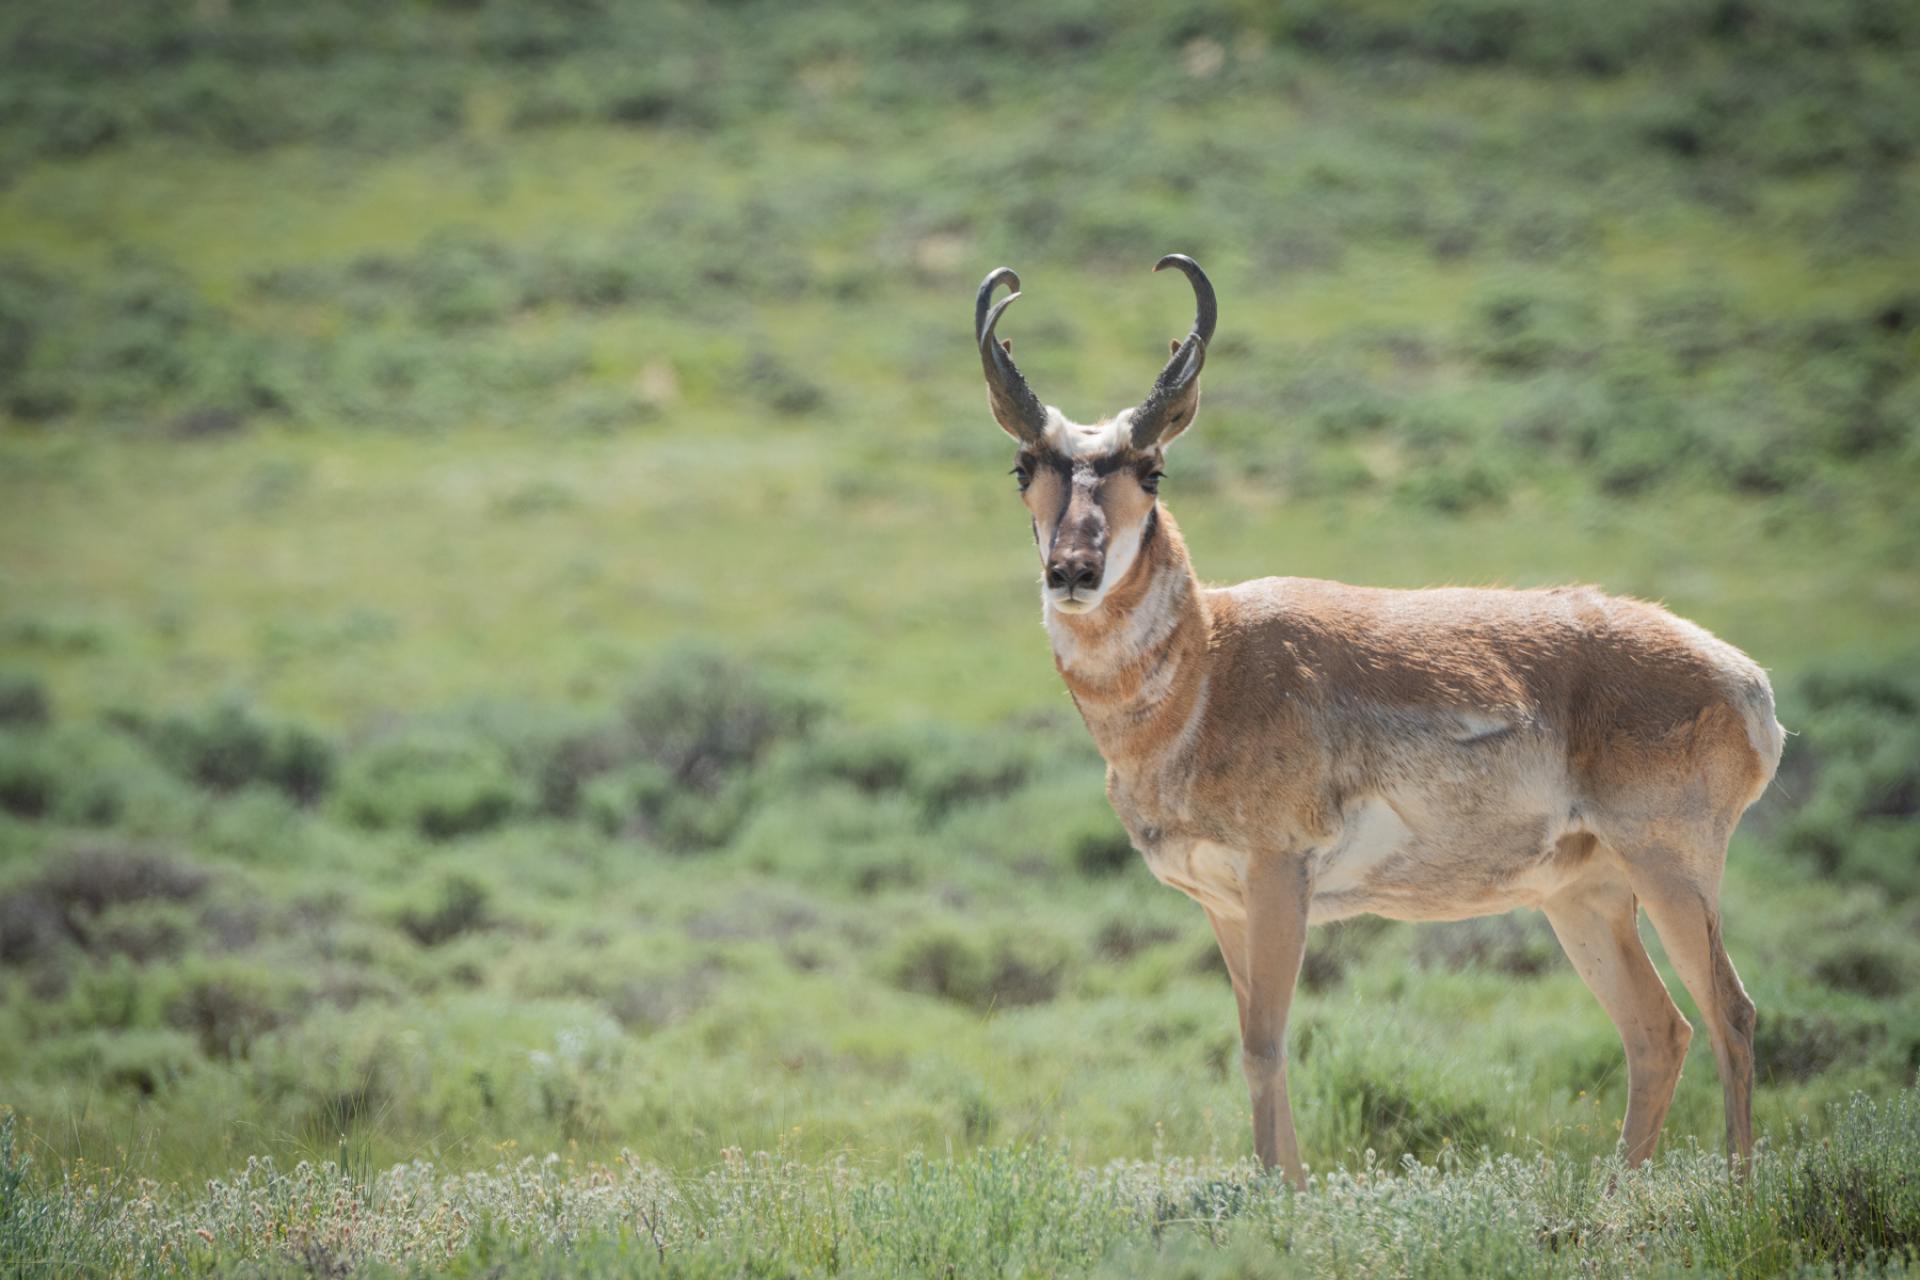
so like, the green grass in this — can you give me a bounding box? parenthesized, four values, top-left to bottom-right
(6, 1093, 1920, 1278)
(1, 660, 1914, 1190)
(2, 1, 1918, 1274)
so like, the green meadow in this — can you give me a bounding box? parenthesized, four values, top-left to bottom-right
(1, 1, 1917, 1274)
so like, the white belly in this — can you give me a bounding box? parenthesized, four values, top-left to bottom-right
(1139, 793, 1579, 925)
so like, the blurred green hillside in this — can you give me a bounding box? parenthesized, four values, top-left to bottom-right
(4, 0, 1918, 721)
(1, 2, 1919, 1275)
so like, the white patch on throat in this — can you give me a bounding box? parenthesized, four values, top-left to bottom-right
(1120, 551, 1182, 649)
(1044, 515, 1181, 679)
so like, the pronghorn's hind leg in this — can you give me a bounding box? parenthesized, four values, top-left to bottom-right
(1542, 870, 1692, 1165)
(1584, 698, 1773, 1166)
(1619, 849, 1757, 1164)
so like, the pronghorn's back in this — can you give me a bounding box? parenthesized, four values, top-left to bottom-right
(1202, 576, 1783, 814)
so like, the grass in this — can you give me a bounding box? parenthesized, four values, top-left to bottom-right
(1, 0, 1917, 1274)
(1, 657, 1914, 1191)
(4, 1092, 1919, 1277)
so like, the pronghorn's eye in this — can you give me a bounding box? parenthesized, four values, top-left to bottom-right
(1141, 470, 1164, 494)
(1011, 462, 1033, 491)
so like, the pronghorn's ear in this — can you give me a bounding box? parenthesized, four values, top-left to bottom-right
(1142, 373, 1202, 447)
(1129, 254, 1215, 450)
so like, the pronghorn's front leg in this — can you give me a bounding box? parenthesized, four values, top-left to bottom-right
(1203, 908, 1250, 1037)
(1241, 854, 1313, 1188)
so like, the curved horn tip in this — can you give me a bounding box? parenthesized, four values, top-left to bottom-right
(1153, 253, 1199, 274)
(980, 266, 1021, 293)
(979, 291, 1024, 347)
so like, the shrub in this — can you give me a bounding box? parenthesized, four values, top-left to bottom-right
(738, 351, 827, 417)
(1810, 929, 1916, 998)
(393, 874, 494, 947)
(165, 967, 292, 1060)
(438, 702, 616, 819)
(46, 1028, 201, 1097)
(582, 762, 750, 851)
(887, 922, 1075, 1009)
(26, 844, 209, 919)
(1303, 1027, 1498, 1160)
(1773, 655, 1920, 898)
(0, 724, 196, 830)
(337, 729, 529, 839)
(1756, 1009, 1884, 1082)
(0, 886, 63, 966)
(1413, 913, 1557, 977)
(1300, 917, 1396, 992)
(0, 845, 209, 965)
(1093, 915, 1178, 961)
(1469, 286, 1602, 375)
(728, 782, 923, 887)
(0, 671, 50, 727)
(777, 722, 1057, 825)
(0, 736, 55, 819)
(1799, 655, 1920, 716)
(1395, 455, 1509, 515)
(624, 653, 820, 791)
(1071, 822, 1136, 877)
(120, 701, 335, 804)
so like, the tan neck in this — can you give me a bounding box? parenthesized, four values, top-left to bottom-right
(1046, 509, 1210, 768)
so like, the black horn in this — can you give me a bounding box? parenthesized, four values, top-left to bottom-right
(976, 267, 1049, 444)
(1129, 253, 1216, 449)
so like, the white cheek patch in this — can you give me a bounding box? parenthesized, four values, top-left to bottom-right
(1042, 508, 1150, 617)
(1096, 516, 1145, 599)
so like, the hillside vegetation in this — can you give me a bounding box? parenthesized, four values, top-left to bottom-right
(1, 1, 1917, 1276)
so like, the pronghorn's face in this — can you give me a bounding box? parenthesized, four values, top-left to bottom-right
(1015, 418, 1165, 614)
(975, 255, 1214, 617)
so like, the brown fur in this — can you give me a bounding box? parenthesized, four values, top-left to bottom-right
(1008, 425, 1780, 1186)
(987, 262, 1780, 1183)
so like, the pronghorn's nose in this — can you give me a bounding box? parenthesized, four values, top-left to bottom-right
(1047, 553, 1101, 594)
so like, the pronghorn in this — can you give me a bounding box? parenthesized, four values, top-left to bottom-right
(976, 255, 1784, 1187)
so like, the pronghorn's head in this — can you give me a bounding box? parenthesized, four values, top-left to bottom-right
(976, 255, 1214, 615)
